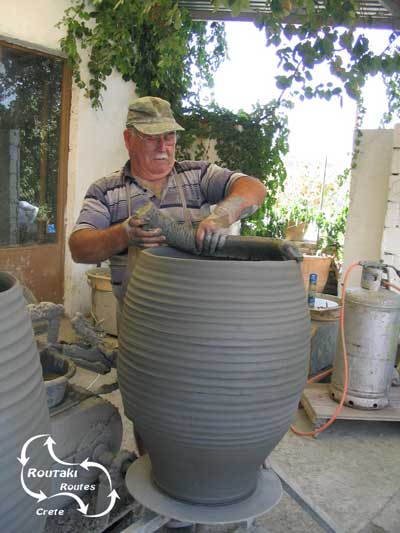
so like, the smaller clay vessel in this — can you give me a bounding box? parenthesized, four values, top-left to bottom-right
(0, 273, 52, 533)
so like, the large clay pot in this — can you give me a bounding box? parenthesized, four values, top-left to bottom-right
(0, 273, 51, 532)
(118, 248, 309, 505)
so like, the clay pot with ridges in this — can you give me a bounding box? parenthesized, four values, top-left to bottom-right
(118, 248, 309, 505)
(0, 273, 51, 532)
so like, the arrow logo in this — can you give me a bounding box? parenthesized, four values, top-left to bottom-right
(81, 458, 112, 488)
(44, 436, 80, 466)
(20, 468, 47, 502)
(17, 434, 50, 466)
(85, 490, 120, 518)
(49, 492, 89, 515)
(18, 434, 118, 517)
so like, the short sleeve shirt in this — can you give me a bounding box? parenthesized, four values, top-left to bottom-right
(72, 160, 247, 299)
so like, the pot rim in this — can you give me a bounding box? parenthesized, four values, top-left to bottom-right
(142, 246, 300, 266)
(0, 271, 18, 295)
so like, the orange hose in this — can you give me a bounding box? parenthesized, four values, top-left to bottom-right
(383, 280, 400, 292)
(307, 368, 332, 384)
(291, 261, 360, 437)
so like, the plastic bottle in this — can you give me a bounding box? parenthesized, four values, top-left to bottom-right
(308, 273, 318, 308)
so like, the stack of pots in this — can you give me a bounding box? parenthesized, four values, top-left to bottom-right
(118, 247, 310, 505)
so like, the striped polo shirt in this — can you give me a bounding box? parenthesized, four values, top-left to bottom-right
(73, 160, 246, 299)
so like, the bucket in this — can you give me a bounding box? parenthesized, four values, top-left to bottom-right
(309, 294, 341, 377)
(86, 267, 117, 336)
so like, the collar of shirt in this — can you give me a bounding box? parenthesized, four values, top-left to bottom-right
(122, 160, 179, 203)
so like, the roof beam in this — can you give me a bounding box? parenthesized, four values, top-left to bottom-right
(377, 0, 400, 17)
(180, 1, 400, 29)
(187, 11, 400, 30)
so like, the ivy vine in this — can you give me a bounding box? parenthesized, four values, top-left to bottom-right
(59, 1, 400, 110)
(176, 100, 291, 232)
(214, 0, 400, 111)
(57, 0, 227, 108)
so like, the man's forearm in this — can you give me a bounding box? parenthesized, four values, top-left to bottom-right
(69, 225, 128, 264)
(195, 176, 267, 253)
(215, 176, 267, 224)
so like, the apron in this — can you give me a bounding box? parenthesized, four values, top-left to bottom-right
(110, 172, 193, 308)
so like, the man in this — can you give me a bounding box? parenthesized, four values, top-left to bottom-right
(70, 99, 267, 527)
(69, 96, 267, 305)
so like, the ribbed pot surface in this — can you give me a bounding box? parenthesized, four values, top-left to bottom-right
(118, 248, 309, 505)
(0, 273, 51, 532)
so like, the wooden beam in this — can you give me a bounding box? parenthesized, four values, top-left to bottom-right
(188, 9, 400, 29)
(378, 0, 400, 17)
(181, 1, 400, 28)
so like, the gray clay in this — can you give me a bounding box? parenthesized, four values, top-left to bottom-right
(118, 247, 310, 505)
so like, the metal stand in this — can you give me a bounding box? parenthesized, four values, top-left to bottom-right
(121, 456, 344, 533)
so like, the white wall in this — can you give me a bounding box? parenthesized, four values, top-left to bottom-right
(382, 125, 400, 283)
(1, 0, 136, 315)
(342, 129, 393, 288)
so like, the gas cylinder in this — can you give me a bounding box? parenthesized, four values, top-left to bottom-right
(330, 263, 400, 409)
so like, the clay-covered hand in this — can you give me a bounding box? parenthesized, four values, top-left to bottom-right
(196, 211, 231, 255)
(122, 216, 166, 248)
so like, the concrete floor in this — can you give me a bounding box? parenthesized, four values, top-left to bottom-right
(61, 321, 400, 533)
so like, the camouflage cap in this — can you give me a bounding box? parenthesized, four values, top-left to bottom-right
(126, 96, 184, 135)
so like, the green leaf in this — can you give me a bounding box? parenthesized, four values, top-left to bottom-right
(283, 61, 296, 72)
(353, 35, 369, 58)
(223, 0, 250, 17)
(339, 30, 354, 50)
(283, 24, 295, 39)
(276, 75, 292, 89)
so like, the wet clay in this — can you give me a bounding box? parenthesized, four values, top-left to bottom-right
(118, 247, 310, 504)
(136, 202, 303, 262)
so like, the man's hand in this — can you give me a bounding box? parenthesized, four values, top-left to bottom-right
(123, 216, 166, 248)
(196, 212, 231, 255)
(196, 190, 263, 255)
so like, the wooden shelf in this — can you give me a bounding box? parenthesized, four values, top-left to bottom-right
(301, 383, 400, 429)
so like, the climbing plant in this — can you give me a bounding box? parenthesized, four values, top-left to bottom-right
(59, 1, 400, 111)
(57, 0, 227, 109)
(383, 72, 400, 123)
(213, 0, 400, 111)
(176, 100, 291, 229)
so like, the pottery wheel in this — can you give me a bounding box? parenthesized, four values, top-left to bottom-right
(125, 455, 282, 525)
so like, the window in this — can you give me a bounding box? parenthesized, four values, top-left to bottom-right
(0, 43, 63, 246)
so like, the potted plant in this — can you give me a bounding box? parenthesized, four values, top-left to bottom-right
(315, 206, 348, 259)
(300, 206, 348, 293)
(283, 200, 315, 241)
